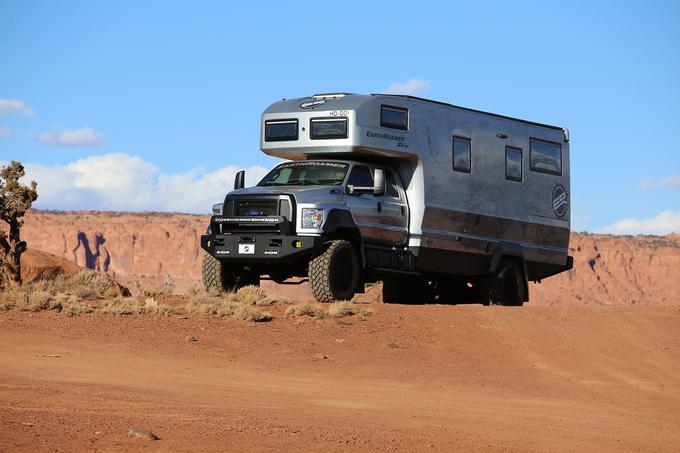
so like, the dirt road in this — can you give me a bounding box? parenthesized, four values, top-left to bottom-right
(1, 303, 679, 452)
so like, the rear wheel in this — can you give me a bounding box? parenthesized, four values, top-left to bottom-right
(202, 253, 260, 293)
(482, 259, 525, 306)
(309, 240, 360, 302)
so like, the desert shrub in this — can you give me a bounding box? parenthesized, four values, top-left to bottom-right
(327, 301, 356, 318)
(284, 303, 321, 318)
(184, 291, 222, 315)
(236, 285, 270, 305)
(58, 270, 127, 299)
(231, 305, 272, 322)
(100, 296, 143, 316)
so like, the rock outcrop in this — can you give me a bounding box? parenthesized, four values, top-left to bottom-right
(21, 210, 680, 305)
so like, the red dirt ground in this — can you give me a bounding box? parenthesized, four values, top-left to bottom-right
(1, 302, 679, 452)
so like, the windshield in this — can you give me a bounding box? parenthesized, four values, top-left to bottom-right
(258, 161, 349, 187)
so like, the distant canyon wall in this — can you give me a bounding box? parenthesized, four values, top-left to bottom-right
(22, 210, 680, 305)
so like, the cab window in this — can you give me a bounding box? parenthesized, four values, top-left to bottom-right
(385, 171, 400, 198)
(347, 165, 374, 187)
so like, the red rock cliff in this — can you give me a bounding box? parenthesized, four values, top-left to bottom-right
(21, 210, 680, 305)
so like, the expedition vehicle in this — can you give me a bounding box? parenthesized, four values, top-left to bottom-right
(200, 93, 572, 305)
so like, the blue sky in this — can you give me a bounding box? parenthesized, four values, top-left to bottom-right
(0, 0, 679, 233)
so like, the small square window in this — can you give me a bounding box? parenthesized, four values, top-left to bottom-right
(380, 105, 408, 130)
(505, 147, 523, 182)
(310, 118, 348, 139)
(452, 136, 471, 173)
(530, 139, 562, 175)
(264, 119, 298, 142)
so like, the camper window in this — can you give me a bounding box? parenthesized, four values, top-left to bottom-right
(505, 147, 523, 182)
(265, 119, 298, 142)
(452, 136, 471, 173)
(347, 165, 374, 188)
(530, 139, 562, 175)
(380, 105, 408, 130)
(310, 118, 348, 139)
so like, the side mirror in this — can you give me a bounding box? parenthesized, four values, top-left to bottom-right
(373, 169, 385, 196)
(234, 170, 245, 190)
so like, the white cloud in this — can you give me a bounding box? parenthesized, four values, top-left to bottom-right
(22, 153, 269, 213)
(595, 210, 680, 235)
(639, 174, 680, 190)
(0, 99, 33, 136)
(37, 127, 103, 147)
(384, 78, 432, 95)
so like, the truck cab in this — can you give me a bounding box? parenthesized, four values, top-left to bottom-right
(201, 158, 409, 301)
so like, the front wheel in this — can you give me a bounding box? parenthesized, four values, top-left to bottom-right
(308, 240, 360, 302)
(202, 253, 260, 293)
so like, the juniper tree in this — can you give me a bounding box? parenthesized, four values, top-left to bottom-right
(0, 161, 38, 288)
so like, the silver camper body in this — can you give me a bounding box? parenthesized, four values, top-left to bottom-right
(259, 93, 571, 282)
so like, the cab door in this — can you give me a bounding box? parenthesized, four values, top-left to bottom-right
(377, 169, 409, 246)
(344, 165, 383, 245)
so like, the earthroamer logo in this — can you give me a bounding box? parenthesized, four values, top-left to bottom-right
(552, 184, 568, 218)
(366, 130, 405, 143)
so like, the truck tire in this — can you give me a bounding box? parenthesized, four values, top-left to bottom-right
(309, 240, 359, 302)
(482, 259, 525, 306)
(202, 253, 259, 293)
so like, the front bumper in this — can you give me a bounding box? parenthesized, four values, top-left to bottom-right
(200, 215, 322, 262)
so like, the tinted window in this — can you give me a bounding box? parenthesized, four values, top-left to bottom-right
(258, 161, 349, 186)
(452, 136, 471, 173)
(380, 105, 408, 130)
(386, 171, 400, 198)
(347, 165, 374, 187)
(264, 120, 298, 141)
(505, 147, 522, 182)
(530, 139, 562, 175)
(310, 118, 348, 139)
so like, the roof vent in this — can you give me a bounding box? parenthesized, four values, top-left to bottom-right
(312, 93, 350, 100)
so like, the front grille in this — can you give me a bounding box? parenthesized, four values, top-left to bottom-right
(234, 199, 278, 216)
(218, 195, 295, 235)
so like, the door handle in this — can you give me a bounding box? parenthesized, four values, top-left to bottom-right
(377, 201, 382, 213)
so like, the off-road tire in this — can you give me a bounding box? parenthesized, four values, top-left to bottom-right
(482, 259, 525, 306)
(309, 240, 360, 302)
(202, 253, 259, 293)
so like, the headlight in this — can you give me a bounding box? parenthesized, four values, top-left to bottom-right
(301, 208, 324, 229)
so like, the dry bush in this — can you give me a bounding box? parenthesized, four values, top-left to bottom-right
(284, 303, 322, 318)
(57, 270, 129, 299)
(236, 285, 275, 306)
(187, 284, 201, 296)
(100, 296, 174, 316)
(184, 289, 271, 321)
(285, 301, 373, 320)
(184, 291, 223, 315)
(327, 301, 356, 318)
(231, 305, 272, 322)
(100, 297, 144, 316)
